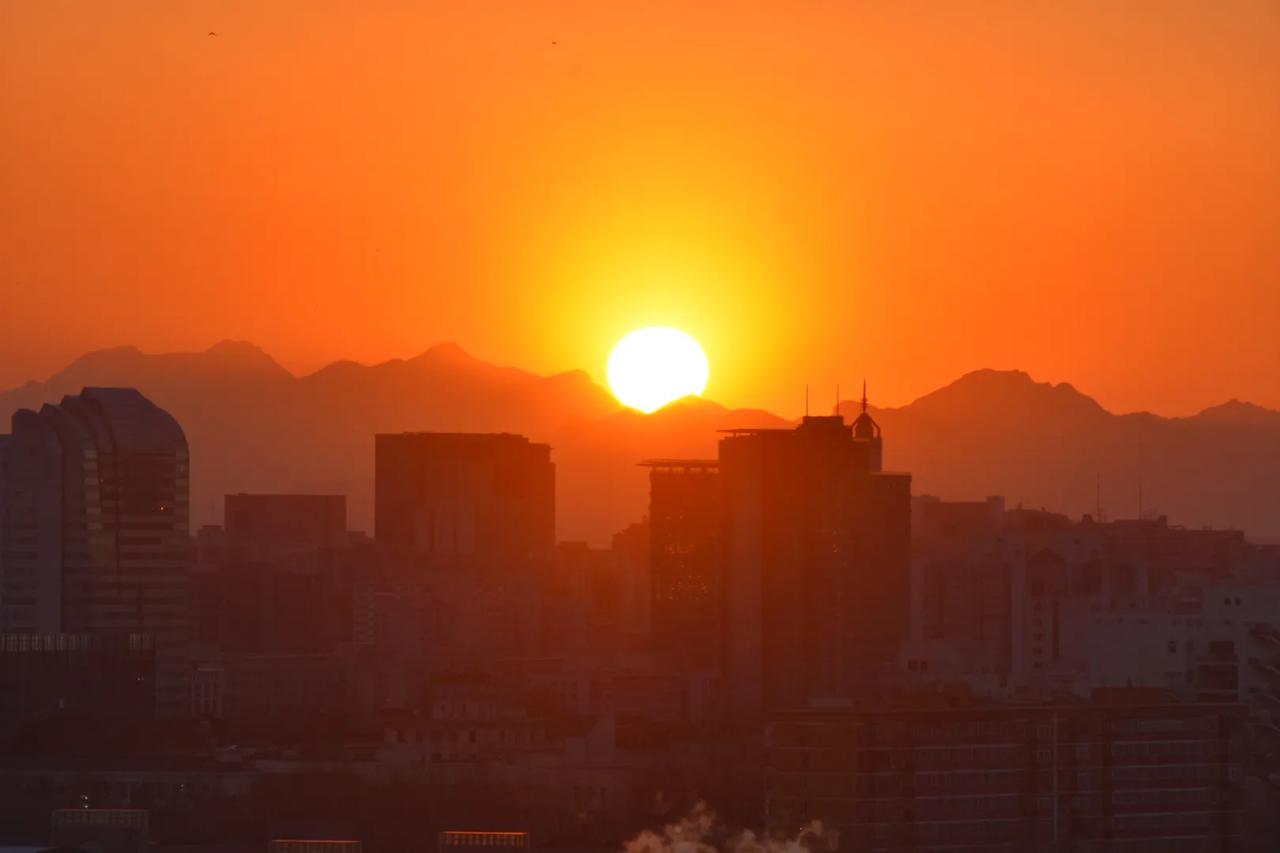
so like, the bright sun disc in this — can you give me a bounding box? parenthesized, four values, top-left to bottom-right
(608, 327, 710, 413)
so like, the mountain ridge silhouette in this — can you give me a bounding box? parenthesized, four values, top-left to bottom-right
(3, 343, 1278, 543)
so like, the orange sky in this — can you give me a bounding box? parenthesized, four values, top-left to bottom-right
(3, 1, 1278, 416)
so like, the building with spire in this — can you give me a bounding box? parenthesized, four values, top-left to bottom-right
(717, 385, 911, 722)
(851, 379, 883, 471)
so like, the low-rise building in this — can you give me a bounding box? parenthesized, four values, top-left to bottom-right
(767, 699, 1243, 852)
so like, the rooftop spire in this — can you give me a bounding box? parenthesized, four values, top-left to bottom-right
(852, 378, 880, 440)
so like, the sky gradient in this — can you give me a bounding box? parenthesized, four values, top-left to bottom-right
(3, 1, 1278, 416)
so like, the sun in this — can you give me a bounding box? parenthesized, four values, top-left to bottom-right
(608, 327, 710, 413)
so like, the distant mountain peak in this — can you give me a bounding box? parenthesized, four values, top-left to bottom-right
(63, 344, 147, 370)
(414, 341, 476, 364)
(1194, 398, 1279, 424)
(206, 339, 273, 358)
(952, 368, 1040, 389)
(905, 368, 1108, 421)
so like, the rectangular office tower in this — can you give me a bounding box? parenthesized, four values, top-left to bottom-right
(374, 432, 554, 568)
(374, 433, 555, 666)
(720, 402, 911, 719)
(224, 493, 347, 561)
(0, 387, 190, 716)
(645, 459, 721, 671)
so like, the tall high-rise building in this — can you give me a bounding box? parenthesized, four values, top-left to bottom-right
(375, 432, 554, 569)
(719, 396, 911, 718)
(644, 459, 721, 671)
(0, 388, 190, 716)
(374, 432, 555, 666)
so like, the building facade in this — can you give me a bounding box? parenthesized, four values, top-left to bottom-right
(373, 432, 555, 668)
(768, 701, 1244, 852)
(374, 432, 554, 570)
(645, 459, 720, 671)
(0, 388, 190, 716)
(719, 403, 912, 719)
(224, 493, 347, 562)
(0, 632, 155, 736)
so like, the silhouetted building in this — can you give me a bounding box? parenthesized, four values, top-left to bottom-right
(768, 699, 1244, 852)
(374, 432, 555, 667)
(270, 841, 362, 853)
(192, 652, 346, 724)
(0, 633, 155, 736)
(611, 519, 651, 641)
(0, 388, 190, 716)
(374, 432, 554, 569)
(208, 553, 356, 658)
(1100, 516, 1252, 598)
(720, 399, 912, 719)
(644, 460, 720, 671)
(542, 541, 606, 657)
(51, 808, 149, 853)
(189, 497, 356, 667)
(438, 832, 529, 853)
(224, 493, 347, 561)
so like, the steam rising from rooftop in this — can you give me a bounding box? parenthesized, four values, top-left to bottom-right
(621, 803, 836, 853)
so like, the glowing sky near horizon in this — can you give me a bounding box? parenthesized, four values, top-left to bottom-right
(2, 1, 1278, 416)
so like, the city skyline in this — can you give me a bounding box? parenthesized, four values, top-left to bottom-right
(3, 381, 1272, 850)
(4, 338, 1279, 545)
(2, 3, 1277, 851)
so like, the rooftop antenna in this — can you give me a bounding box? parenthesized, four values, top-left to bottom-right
(805, 384, 810, 417)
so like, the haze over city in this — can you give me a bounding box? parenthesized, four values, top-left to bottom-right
(2, 3, 1280, 853)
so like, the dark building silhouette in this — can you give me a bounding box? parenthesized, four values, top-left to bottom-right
(375, 433, 554, 570)
(768, 698, 1244, 852)
(644, 459, 720, 671)
(224, 493, 347, 561)
(610, 518, 652, 642)
(0, 633, 155, 736)
(0, 388, 190, 716)
(186, 498, 358, 730)
(720, 395, 911, 719)
(217, 494, 353, 655)
(374, 432, 555, 667)
(52, 808, 150, 853)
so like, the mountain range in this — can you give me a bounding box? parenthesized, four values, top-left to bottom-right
(2, 341, 1277, 543)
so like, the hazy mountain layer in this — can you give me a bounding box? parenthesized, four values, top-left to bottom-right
(3, 343, 1277, 543)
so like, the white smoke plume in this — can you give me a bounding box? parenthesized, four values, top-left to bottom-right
(622, 802, 837, 853)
